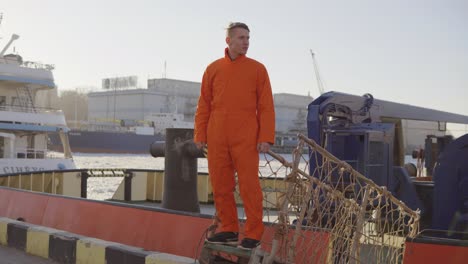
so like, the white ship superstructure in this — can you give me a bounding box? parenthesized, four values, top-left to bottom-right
(0, 32, 75, 174)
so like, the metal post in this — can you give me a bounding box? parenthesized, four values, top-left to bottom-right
(350, 186, 370, 264)
(74, 88, 78, 129)
(113, 86, 117, 123)
(80, 171, 88, 198)
(124, 171, 133, 202)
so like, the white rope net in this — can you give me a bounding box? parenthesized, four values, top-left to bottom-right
(222, 134, 420, 263)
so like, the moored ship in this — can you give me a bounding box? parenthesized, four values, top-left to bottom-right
(0, 32, 75, 174)
(48, 112, 195, 153)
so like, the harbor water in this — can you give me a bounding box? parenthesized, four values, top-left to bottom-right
(74, 152, 416, 201)
(73, 152, 292, 201)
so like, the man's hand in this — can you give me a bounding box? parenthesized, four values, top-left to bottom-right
(195, 141, 207, 150)
(257, 142, 271, 153)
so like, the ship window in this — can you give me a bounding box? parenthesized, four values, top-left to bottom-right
(0, 96, 5, 110)
(438, 121, 446, 131)
(11, 96, 20, 107)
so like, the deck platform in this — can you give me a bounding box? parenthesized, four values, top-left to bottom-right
(199, 243, 283, 264)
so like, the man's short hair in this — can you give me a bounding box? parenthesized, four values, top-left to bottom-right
(226, 22, 250, 37)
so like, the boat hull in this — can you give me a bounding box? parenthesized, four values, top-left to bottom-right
(0, 158, 75, 175)
(403, 234, 468, 264)
(49, 130, 165, 154)
(0, 187, 330, 262)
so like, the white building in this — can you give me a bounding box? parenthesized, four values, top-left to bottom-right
(274, 93, 312, 134)
(87, 78, 313, 134)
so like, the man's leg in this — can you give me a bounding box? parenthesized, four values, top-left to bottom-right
(231, 137, 264, 241)
(208, 134, 239, 234)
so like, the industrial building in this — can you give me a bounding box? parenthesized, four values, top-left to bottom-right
(87, 78, 313, 137)
(83, 78, 466, 154)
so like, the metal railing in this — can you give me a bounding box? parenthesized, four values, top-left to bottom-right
(0, 57, 54, 70)
(0, 104, 63, 114)
(14, 148, 66, 159)
(0, 169, 136, 199)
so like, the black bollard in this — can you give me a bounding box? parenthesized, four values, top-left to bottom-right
(150, 128, 205, 213)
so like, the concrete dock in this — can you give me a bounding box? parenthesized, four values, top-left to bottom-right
(0, 245, 59, 263)
(0, 217, 197, 264)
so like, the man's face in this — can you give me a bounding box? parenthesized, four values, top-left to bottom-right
(226, 28, 250, 56)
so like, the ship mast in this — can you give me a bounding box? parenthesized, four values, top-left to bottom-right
(0, 13, 20, 57)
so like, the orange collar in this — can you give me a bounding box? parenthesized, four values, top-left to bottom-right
(224, 48, 246, 62)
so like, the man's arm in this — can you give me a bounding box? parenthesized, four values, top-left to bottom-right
(256, 64, 275, 149)
(194, 70, 212, 148)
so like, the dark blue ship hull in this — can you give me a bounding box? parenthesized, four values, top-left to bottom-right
(49, 130, 165, 154)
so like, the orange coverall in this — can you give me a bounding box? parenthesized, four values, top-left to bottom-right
(194, 48, 275, 240)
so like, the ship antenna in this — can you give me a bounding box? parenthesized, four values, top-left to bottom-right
(162, 61, 167, 79)
(0, 13, 3, 39)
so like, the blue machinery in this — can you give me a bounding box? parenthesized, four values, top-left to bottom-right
(307, 91, 468, 234)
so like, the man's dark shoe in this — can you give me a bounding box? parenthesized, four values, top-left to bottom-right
(238, 238, 261, 250)
(206, 232, 239, 245)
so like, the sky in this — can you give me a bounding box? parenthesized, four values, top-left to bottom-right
(2, 0, 467, 116)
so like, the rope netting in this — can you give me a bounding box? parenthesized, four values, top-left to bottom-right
(222, 134, 420, 263)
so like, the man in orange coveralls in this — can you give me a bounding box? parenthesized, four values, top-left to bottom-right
(194, 22, 275, 250)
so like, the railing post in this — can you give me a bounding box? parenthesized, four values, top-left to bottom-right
(124, 171, 133, 202)
(80, 171, 88, 198)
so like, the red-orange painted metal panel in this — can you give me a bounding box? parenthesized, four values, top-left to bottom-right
(0, 188, 215, 258)
(0, 189, 48, 223)
(403, 241, 468, 264)
(0, 189, 13, 215)
(0, 188, 330, 260)
(143, 212, 212, 257)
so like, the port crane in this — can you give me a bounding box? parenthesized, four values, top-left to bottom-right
(309, 49, 326, 95)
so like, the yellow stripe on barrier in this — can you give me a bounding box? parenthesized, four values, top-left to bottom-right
(77, 238, 117, 264)
(0, 218, 10, 245)
(26, 227, 52, 259)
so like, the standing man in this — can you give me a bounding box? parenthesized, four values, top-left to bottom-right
(194, 22, 275, 250)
